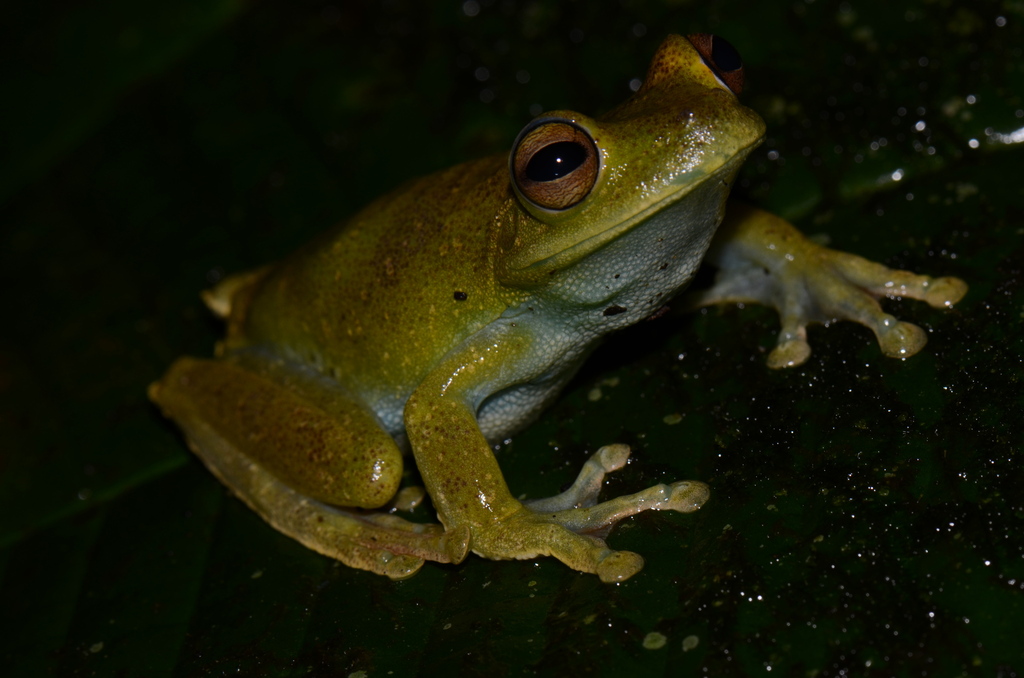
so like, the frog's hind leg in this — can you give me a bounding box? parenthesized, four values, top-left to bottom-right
(149, 353, 469, 579)
(173, 407, 469, 578)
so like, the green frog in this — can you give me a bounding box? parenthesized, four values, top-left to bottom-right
(150, 34, 967, 582)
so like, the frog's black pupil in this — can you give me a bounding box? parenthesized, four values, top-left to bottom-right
(525, 141, 587, 182)
(710, 35, 742, 73)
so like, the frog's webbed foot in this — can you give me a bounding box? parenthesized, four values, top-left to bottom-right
(483, 445, 709, 583)
(689, 205, 968, 368)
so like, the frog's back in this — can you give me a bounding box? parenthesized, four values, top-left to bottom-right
(212, 153, 520, 412)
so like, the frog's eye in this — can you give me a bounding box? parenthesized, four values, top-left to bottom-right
(686, 33, 745, 95)
(511, 120, 599, 211)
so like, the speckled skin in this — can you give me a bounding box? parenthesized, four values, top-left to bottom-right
(150, 35, 966, 582)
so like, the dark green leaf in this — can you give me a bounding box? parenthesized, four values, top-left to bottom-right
(2, 1, 1023, 676)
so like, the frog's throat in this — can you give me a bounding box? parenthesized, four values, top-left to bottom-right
(514, 145, 759, 277)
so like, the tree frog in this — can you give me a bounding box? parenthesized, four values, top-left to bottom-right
(150, 34, 967, 582)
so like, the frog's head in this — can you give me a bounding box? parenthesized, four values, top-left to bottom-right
(497, 34, 765, 287)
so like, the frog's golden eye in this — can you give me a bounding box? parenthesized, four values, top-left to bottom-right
(686, 33, 745, 95)
(511, 120, 599, 211)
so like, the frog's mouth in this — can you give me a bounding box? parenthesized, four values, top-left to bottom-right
(513, 144, 759, 278)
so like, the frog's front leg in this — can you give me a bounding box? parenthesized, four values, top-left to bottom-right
(688, 203, 968, 368)
(404, 332, 708, 583)
(148, 350, 469, 580)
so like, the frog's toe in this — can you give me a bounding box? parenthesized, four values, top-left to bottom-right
(525, 445, 710, 524)
(767, 338, 812, 369)
(829, 283, 930, 359)
(369, 550, 425, 581)
(389, 486, 426, 511)
(524, 444, 632, 512)
(842, 258, 968, 311)
(596, 550, 645, 583)
(665, 480, 712, 513)
(536, 478, 710, 537)
(766, 320, 812, 369)
(437, 524, 472, 564)
(874, 317, 928, 359)
(834, 301, 930, 362)
(921, 276, 969, 309)
(594, 443, 631, 472)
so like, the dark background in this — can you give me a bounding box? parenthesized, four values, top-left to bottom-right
(1, 0, 1022, 675)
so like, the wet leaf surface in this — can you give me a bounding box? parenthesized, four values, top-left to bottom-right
(2, 1, 1022, 675)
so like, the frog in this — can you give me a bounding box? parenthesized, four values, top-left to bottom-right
(149, 34, 967, 583)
